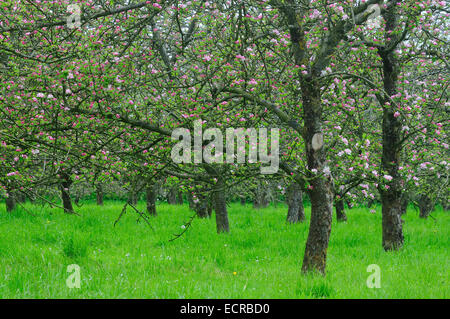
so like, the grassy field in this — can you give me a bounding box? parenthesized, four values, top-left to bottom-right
(0, 201, 448, 298)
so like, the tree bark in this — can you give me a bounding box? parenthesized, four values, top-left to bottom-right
(378, 5, 404, 251)
(60, 173, 75, 214)
(96, 183, 104, 206)
(213, 177, 229, 233)
(146, 184, 157, 216)
(335, 199, 347, 222)
(300, 77, 334, 275)
(286, 183, 306, 223)
(276, 2, 335, 274)
(197, 202, 209, 218)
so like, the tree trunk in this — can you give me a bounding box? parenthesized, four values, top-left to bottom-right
(5, 192, 15, 212)
(213, 177, 229, 233)
(196, 201, 209, 218)
(240, 197, 246, 206)
(300, 78, 333, 275)
(286, 183, 305, 223)
(418, 195, 433, 219)
(60, 174, 75, 214)
(381, 193, 403, 250)
(96, 183, 104, 206)
(146, 184, 157, 216)
(378, 6, 404, 251)
(335, 199, 347, 222)
(278, 5, 334, 273)
(302, 176, 333, 274)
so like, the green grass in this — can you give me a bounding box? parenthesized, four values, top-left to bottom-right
(0, 201, 448, 298)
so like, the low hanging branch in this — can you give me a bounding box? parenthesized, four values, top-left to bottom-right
(113, 198, 155, 232)
(168, 212, 197, 242)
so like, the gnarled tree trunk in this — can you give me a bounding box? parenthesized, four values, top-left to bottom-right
(286, 182, 305, 223)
